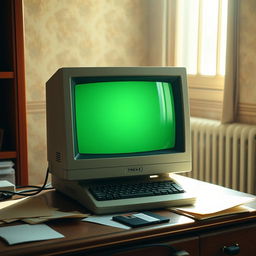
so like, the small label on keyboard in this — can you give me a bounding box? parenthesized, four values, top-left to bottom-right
(133, 213, 159, 222)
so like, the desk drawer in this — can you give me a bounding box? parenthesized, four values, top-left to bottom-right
(81, 236, 199, 256)
(200, 223, 256, 256)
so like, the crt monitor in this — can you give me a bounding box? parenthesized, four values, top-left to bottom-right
(46, 67, 193, 213)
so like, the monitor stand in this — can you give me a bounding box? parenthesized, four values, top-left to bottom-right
(52, 175, 196, 215)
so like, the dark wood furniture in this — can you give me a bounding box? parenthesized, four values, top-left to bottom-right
(0, 0, 28, 185)
(0, 176, 255, 256)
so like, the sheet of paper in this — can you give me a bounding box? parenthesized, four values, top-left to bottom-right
(172, 204, 254, 220)
(83, 215, 131, 230)
(83, 213, 194, 230)
(0, 224, 64, 245)
(0, 196, 57, 221)
(2, 219, 18, 224)
(23, 210, 89, 224)
(169, 174, 256, 218)
(0, 197, 27, 210)
(172, 195, 255, 215)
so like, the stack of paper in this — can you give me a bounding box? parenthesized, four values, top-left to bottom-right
(0, 193, 89, 225)
(170, 195, 255, 220)
(168, 174, 256, 220)
(0, 161, 15, 185)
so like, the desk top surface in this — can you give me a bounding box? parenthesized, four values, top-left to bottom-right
(1, 175, 256, 256)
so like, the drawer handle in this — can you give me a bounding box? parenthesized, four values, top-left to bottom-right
(172, 250, 190, 256)
(222, 244, 240, 255)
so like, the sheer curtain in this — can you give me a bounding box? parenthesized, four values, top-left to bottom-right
(147, 0, 168, 66)
(148, 0, 240, 122)
(221, 0, 240, 123)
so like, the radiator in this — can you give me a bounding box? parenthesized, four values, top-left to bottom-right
(187, 117, 256, 194)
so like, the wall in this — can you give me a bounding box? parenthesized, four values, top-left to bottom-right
(23, 0, 256, 184)
(23, 0, 150, 184)
(238, 0, 256, 124)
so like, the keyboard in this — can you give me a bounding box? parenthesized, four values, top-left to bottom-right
(89, 180, 185, 201)
(52, 175, 196, 214)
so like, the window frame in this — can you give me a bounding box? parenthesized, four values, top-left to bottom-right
(166, 0, 227, 120)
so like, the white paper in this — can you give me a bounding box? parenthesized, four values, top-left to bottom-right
(83, 213, 194, 230)
(170, 174, 256, 216)
(0, 224, 64, 245)
(0, 197, 27, 210)
(83, 215, 131, 230)
(174, 195, 255, 215)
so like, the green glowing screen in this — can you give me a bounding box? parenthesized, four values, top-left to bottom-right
(75, 81, 176, 155)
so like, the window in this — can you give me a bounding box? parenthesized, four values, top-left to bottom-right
(167, 0, 228, 119)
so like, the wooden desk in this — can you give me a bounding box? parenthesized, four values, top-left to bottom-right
(1, 176, 256, 256)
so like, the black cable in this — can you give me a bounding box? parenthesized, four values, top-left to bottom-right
(0, 167, 53, 199)
(16, 185, 42, 189)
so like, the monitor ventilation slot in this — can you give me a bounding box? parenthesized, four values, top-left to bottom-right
(55, 152, 62, 163)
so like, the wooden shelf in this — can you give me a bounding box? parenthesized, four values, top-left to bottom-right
(0, 151, 17, 159)
(0, 0, 28, 185)
(0, 72, 14, 79)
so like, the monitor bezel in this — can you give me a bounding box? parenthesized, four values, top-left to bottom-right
(46, 67, 191, 180)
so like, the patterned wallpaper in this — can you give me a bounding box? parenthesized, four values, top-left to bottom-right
(239, 0, 256, 104)
(23, 0, 149, 184)
(237, 0, 256, 123)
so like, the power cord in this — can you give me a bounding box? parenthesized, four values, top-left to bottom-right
(0, 167, 53, 200)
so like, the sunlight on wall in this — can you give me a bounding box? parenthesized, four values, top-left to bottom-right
(24, 0, 150, 184)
